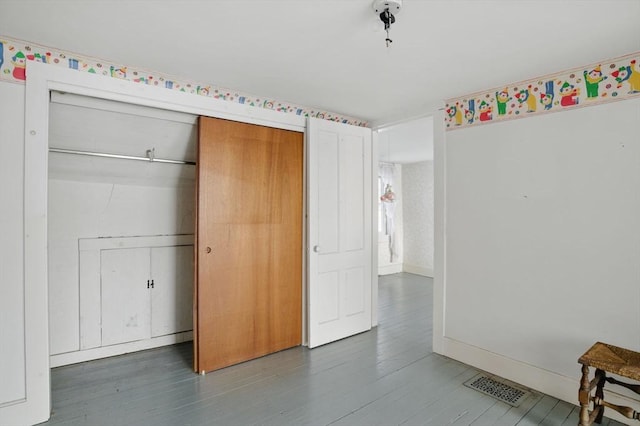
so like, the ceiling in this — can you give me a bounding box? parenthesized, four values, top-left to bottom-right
(1, 0, 639, 129)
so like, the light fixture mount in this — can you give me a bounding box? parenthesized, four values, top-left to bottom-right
(372, 0, 402, 15)
(372, 0, 402, 47)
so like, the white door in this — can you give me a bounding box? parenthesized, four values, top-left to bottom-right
(307, 117, 373, 348)
(101, 247, 151, 346)
(151, 245, 193, 337)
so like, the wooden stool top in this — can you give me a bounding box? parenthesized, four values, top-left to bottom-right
(579, 342, 640, 381)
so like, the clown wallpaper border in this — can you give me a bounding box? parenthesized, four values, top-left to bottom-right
(444, 52, 640, 131)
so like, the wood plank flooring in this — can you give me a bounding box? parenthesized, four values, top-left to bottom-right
(42, 273, 624, 426)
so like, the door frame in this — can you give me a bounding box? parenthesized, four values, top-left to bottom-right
(18, 61, 376, 424)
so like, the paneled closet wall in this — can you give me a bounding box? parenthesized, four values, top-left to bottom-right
(48, 93, 197, 366)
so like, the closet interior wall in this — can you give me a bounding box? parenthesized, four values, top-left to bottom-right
(47, 93, 197, 365)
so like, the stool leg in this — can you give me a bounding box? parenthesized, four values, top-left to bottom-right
(594, 369, 606, 424)
(579, 364, 592, 426)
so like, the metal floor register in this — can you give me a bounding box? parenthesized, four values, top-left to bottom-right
(464, 374, 531, 407)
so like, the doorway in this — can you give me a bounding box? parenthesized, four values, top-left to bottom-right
(376, 116, 435, 279)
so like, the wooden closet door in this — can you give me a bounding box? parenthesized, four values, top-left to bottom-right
(195, 117, 303, 373)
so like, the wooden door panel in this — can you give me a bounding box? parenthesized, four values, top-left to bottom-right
(195, 117, 302, 373)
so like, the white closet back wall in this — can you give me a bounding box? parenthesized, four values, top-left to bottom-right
(48, 93, 197, 366)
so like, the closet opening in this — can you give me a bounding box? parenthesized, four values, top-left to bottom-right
(47, 92, 198, 368)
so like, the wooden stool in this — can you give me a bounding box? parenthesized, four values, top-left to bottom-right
(578, 342, 640, 425)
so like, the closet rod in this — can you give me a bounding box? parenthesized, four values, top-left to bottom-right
(49, 148, 196, 165)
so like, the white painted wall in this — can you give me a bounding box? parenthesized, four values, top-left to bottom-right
(0, 82, 26, 406)
(437, 98, 640, 420)
(402, 161, 434, 277)
(47, 100, 196, 356)
(377, 163, 403, 275)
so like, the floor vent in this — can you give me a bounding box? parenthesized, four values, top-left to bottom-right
(464, 374, 531, 407)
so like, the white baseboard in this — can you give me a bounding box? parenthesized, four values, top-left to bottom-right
(403, 263, 434, 277)
(440, 337, 637, 425)
(50, 331, 193, 367)
(378, 263, 403, 275)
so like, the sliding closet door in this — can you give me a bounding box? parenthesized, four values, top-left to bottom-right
(195, 117, 303, 373)
(307, 117, 373, 348)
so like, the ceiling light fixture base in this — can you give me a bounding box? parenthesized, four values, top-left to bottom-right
(372, 0, 402, 47)
(372, 0, 402, 15)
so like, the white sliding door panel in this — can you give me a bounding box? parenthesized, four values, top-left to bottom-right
(317, 271, 340, 324)
(151, 245, 193, 337)
(101, 248, 151, 346)
(317, 132, 340, 254)
(344, 267, 365, 317)
(341, 135, 365, 252)
(308, 118, 372, 348)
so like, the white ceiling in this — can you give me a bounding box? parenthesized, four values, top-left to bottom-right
(1, 0, 639, 128)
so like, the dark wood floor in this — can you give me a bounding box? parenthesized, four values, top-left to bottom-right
(42, 273, 624, 425)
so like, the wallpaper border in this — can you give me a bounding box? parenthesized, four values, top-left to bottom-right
(0, 35, 368, 127)
(444, 52, 640, 131)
